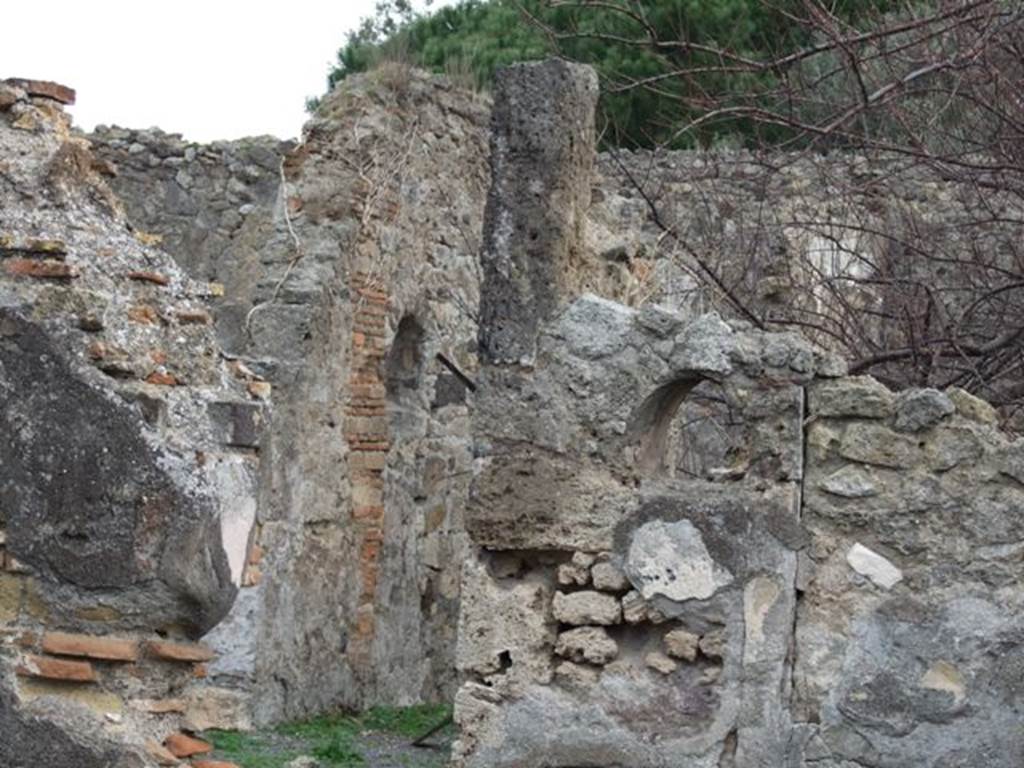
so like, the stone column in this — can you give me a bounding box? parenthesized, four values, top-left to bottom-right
(477, 59, 599, 365)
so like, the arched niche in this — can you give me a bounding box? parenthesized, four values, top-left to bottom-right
(628, 376, 744, 480)
(384, 315, 427, 436)
(384, 315, 425, 393)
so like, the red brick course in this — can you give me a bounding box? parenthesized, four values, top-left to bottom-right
(41, 632, 138, 662)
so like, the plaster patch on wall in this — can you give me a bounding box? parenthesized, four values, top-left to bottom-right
(626, 519, 733, 602)
(213, 458, 257, 587)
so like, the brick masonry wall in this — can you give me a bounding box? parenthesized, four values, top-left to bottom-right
(346, 272, 392, 667)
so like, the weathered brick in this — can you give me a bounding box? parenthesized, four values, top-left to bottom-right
(16, 654, 97, 682)
(164, 732, 212, 758)
(146, 640, 215, 663)
(176, 309, 212, 325)
(349, 452, 388, 471)
(354, 604, 375, 637)
(344, 413, 389, 433)
(126, 270, 170, 286)
(3, 258, 78, 279)
(3, 78, 76, 105)
(42, 632, 138, 662)
(353, 505, 385, 522)
(145, 371, 179, 386)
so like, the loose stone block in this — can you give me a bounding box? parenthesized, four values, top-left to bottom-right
(663, 628, 700, 662)
(644, 651, 677, 675)
(591, 560, 630, 591)
(555, 626, 618, 665)
(621, 590, 647, 625)
(946, 387, 998, 425)
(845, 543, 903, 589)
(894, 389, 955, 432)
(818, 466, 878, 498)
(3, 78, 76, 105)
(552, 591, 621, 626)
(809, 377, 894, 419)
(556, 562, 590, 587)
(839, 423, 919, 469)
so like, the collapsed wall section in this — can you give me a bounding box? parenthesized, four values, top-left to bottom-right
(0, 79, 261, 765)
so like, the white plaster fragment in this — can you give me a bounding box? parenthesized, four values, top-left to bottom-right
(744, 576, 781, 655)
(626, 519, 733, 602)
(846, 543, 903, 589)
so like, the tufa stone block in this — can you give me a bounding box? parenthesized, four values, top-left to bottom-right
(552, 590, 621, 626)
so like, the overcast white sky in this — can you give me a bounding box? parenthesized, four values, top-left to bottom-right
(2, 1, 445, 142)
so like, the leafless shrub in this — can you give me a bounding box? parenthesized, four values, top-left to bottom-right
(539, 0, 1024, 427)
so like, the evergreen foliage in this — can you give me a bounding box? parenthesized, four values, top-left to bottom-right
(314, 0, 904, 148)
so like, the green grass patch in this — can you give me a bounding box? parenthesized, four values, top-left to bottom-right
(360, 703, 452, 738)
(312, 730, 364, 765)
(275, 712, 362, 740)
(206, 703, 453, 768)
(206, 729, 301, 768)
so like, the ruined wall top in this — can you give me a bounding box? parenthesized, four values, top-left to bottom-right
(478, 59, 599, 364)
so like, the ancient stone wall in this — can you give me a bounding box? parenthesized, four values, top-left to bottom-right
(5, 59, 1023, 767)
(89, 65, 491, 722)
(796, 378, 1024, 765)
(0, 79, 262, 766)
(453, 60, 1024, 768)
